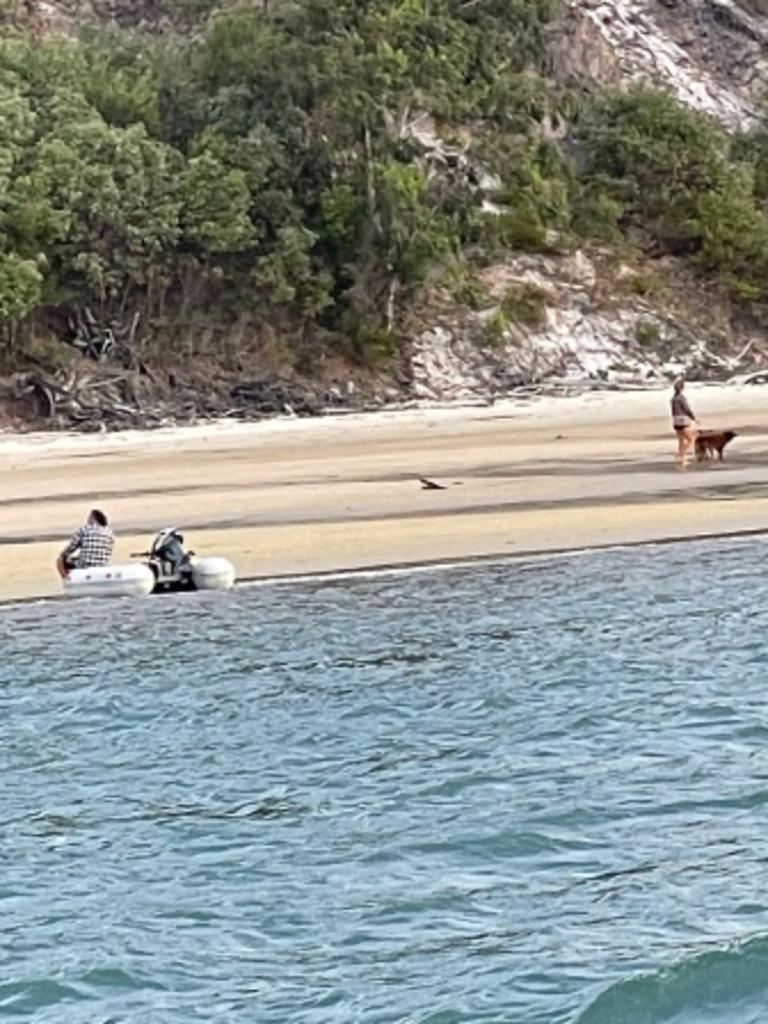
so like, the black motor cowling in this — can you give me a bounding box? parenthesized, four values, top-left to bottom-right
(151, 527, 187, 569)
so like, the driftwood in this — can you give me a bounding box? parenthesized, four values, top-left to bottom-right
(0, 370, 166, 430)
(68, 307, 147, 368)
(0, 366, 366, 431)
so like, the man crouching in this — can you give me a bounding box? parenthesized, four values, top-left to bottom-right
(56, 509, 115, 579)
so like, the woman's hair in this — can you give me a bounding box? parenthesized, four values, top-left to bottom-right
(90, 508, 108, 527)
(674, 378, 685, 393)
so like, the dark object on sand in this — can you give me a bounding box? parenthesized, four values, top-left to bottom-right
(419, 476, 446, 490)
(695, 429, 737, 461)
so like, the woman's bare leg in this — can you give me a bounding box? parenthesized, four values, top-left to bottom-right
(676, 431, 686, 464)
(679, 426, 696, 468)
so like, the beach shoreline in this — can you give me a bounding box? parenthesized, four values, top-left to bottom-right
(2, 382, 768, 604)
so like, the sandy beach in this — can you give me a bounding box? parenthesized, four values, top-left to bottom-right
(2, 382, 768, 602)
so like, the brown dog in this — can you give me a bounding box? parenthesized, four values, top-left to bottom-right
(695, 429, 737, 461)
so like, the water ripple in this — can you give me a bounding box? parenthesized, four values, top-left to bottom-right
(3, 539, 768, 1021)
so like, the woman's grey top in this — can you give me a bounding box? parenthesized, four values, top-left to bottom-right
(671, 393, 695, 422)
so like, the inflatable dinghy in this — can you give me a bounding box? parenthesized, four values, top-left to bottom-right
(63, 564, 155, 598)
(183, 556, 236, 591)
(62, 528, 236, 598)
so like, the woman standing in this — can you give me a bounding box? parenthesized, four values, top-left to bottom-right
(671, 379, 697, 467)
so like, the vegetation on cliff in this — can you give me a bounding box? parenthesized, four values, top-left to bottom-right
(1, 0, 768, 380)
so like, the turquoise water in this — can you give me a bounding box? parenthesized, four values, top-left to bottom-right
(3, 540, 768, 1023)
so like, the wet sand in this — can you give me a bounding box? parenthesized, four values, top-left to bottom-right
(2, 383, 768, 602)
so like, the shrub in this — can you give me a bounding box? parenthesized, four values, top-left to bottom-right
(634, 319, 662, 347)
(484, 309, 510, 347)
(572, 192, 624, 243)
(696, 166, 768, 292)
(337, 308, 398, 365)
(500, 282, 549, 328)
(443, 265, 492, 311)
(619, 270, 663, 298)
(576, 87, 729, 248)
(22, 333, 78, 372)
(485, 199, 547, 251)
(0, 255, 43, 322)
(720, 275, 762, 302)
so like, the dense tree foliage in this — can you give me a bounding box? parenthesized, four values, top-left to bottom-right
(0, 0, 562, 361)
(575, 88, 768, 295)
(0, 0, 767, 368)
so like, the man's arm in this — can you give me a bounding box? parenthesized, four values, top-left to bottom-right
(56, 529, 82, 579)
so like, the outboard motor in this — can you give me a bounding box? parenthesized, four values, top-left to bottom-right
(147, 527, 197, 590)
(151, 527, 189, 570)
(136, 528, 235, 594)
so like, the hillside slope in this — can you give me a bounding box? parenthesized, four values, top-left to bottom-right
(1, 0, 768, 427)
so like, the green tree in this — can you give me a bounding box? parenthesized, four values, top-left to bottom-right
(696, 165, 768, 289)
(254, 225, 333, 316)
(577, 87, 729, 249)
(178, 150, 253, 254)
(0, 253, 42, 321)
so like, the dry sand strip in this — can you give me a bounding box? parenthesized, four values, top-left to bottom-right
(0, 383, 767, 603)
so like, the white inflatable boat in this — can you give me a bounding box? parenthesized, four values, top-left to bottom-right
(186, 556, 237, 591)
(63, 563, 155, 598)
(62, 528, 236, 599)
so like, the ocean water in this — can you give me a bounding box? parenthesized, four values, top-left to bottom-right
(3, 539, 768, 1023)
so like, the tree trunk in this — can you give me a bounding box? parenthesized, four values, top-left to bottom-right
(385, 273, 398, 332)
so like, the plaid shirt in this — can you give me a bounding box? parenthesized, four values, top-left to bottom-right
(61, 524, 115, 568)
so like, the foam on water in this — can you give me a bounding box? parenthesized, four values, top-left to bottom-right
(3, 538, 768, 1022)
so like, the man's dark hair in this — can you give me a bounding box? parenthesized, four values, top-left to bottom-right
(90, 508, 108, 527)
